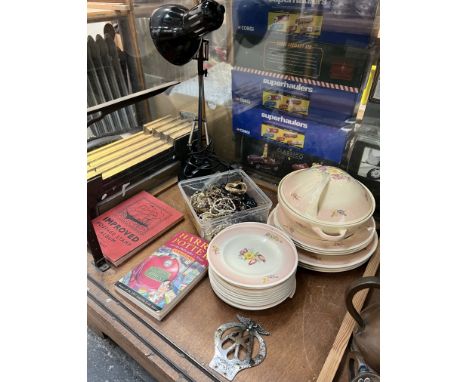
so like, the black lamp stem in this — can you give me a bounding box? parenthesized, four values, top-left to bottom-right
(197, 55, 204, 151)
(196, 40, 208, 152)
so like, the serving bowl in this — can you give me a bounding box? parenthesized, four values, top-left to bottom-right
(272, 205, 376, 254)
(278, 165, 375, 241)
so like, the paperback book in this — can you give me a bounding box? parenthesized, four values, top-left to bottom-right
(91, 191, 183, 266)
(115, 231, 209, 320)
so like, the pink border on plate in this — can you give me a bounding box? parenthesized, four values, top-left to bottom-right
(207, 222, 298, 289)
(275, 205, 375, 253)
(298, 232, 379, 268)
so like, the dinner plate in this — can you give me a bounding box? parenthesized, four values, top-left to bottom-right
(210, 278, 296, 310)
(210, 276, 295, 306)
(298, 232, 378, 269)
(272, 206, 375, 254)
(208, 268, 295, 297)
(298, 258, 369, 273)
(207, 222, 298, 289)
(209, 270, 295, 300)
(292, 235, 372, 255)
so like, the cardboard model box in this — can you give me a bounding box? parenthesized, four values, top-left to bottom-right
(240, 135, 346, 181)
(234, 36, 370, 90)
(233, 0, 379, 48)
(233, 102, 351, 164)
(232, 67, 359, 126)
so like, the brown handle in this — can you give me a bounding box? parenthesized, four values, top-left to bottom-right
(345, 276, 380, 329)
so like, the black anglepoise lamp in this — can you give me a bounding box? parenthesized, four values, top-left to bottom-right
(149, 0, 227, 179)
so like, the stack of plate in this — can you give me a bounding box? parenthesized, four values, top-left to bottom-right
(268, 206, 378, 272)
(207, 222, 298, 310)
(269, 165, 379, 272)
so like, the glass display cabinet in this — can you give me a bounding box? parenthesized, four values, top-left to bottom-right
(87, 1, 380, 381)
(87, 0, 379, 180)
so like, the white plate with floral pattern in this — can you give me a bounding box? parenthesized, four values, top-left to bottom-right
(209, 278, 295, 306)
(298, 258, 370, 273)
(297, 232, 378, 270)
(209, 268, 295, 298)
(270, 206, 375, 255)
(210, 275, 296, 310)
(207, 222, 298, 289)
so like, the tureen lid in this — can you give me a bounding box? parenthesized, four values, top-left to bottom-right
(278, 165, 375, 225)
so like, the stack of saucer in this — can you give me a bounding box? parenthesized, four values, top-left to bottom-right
(271, 165, 379, 272)
(207, 222, 298, 310)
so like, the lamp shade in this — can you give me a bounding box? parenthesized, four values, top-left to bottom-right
(149, 0, 225, 66)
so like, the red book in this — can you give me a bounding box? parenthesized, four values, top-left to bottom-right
(91, 191, 183, 266)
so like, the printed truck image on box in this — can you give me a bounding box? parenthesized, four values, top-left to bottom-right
(261, 124, 305, 149)
(241, 138, 344, 179)
(246, 153, 281, 172)
(233, 0, 378, 48)
(268, 11, 323, 36)
(262, 90, 310, 116)
(232, 68, 359, 126)
(233, 103, 351, 164)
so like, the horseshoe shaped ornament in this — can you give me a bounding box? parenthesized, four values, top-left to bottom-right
(209, 315, 270, 380)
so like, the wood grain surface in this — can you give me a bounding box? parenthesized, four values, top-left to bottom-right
(87, 183, 380, 382)
(87, 2, 129, 11)
(87, 7, 128, 23)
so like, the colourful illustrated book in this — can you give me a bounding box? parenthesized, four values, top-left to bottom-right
(115, 231, 209, 320)
(91, 191, 183, 266)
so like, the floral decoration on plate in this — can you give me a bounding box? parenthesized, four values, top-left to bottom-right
(265, 232, 284, 243)
(239, 248, 266, 265)
(212, 244, 221, 255)
(313, 164, 349, 180)
(331, 209, 347, 218)
(291, 192, 300, 201)
(262, 274, 279, 284)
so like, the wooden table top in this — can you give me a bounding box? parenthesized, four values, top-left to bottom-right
(87, 183, 379, 382)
